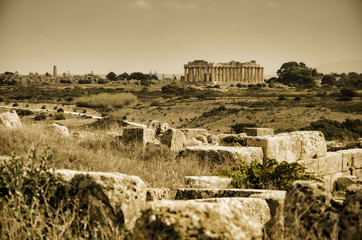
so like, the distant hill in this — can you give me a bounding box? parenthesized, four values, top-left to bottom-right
(317, 60, 362, 74)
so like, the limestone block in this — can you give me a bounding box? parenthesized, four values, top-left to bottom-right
(185, 137, 203, 146)
(181, 128, 208, 140)
(129, 200, 263, 240)
(160, 128, 186, 151)
(249, 191, 286, 240)
(195, 197, 271, 227)
(259, 134, 302, 163)
(175, 188, 285, 200)
(318, 152, 343, 176)
(48, 123, 70, 137)
(146, 188, 170, 201)
(184, 176, 232, 189)
(337, 148, 362, 171)
(0, 111, 22, 129)
(195, 135, 208, 144)
(334, 176, 362, 192)
(179, 146, 263, 165)
(55, 169, 147, 230)
(289, 131, 327, 160)
(298, 159, 319, 174)
(355, 168, 362, 178)
(122, 127, 155, 146)
(322, 172, 350, 193)
(245, 127, 274, 136)
(206, 134, 219, 145)
(339, 184, 362, 240)
(284, 181, 339, 240)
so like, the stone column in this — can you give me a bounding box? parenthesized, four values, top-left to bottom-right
(244, 67, 248, 82)
(240, 67, 243, 82)
(261, 67, 264, 82)
(184, 67, 188, 82)
(211, 67, 215, 82)
(256, 67, 260, 82)
(206, 67, 210, 82)
(223, 67, 226, 82)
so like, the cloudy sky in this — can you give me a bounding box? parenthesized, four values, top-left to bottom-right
(0, 0, 361, 76)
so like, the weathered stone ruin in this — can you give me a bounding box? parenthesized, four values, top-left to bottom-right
(0, 111, 22, 129)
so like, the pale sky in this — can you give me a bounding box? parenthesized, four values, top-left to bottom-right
(0, 0, 361, 76)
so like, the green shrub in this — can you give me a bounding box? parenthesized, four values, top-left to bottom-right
(41, 105, 46, 109)
(12, 102, 19, 107)
(53, 112, 66, 120)
(219, 158, 321, 190)
(76, 93, 137, 109)
(34, 112, 47, 121)
(57, 108, 64, 112)
(16, 109, 34, 116)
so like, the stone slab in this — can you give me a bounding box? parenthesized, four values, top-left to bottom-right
(298, 158, 319, 174)
(0, 111, 22, 129)
(289, 131, 327, 160)
(184, 176, 232, 189)
(244, 127, 274, 136)
(160, 128, 186, 151)
(122, 127, 155, 146)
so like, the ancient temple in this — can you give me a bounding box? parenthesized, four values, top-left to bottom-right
(183, 60, 264, 83)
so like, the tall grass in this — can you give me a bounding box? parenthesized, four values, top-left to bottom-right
(76, 93, 137, 109)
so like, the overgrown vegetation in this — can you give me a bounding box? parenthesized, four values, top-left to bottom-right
(301, 118, 362, 141)
(76, 93, 137, 109)
(219, 158, 321, 190)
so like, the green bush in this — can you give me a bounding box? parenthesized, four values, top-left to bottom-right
(76, 93, 137, 109)
(53, 112, 66, 120)
(57, 108, 64, 112)
(16, 109, 34, 116)
(34, 112, 47, 121)
(12, 102, 19, 107)
(41, 105, 46, 109)
(219, 158, 321, 190)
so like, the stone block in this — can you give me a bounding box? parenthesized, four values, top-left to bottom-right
(289, 131, 327, 160)
(129, 200, 264, 240)
(146, 188, 170, 201)
(334, 176, 362, 192)
(196, 197, 271, 227)
(339, 184, 362, 240)
(249, 191, 286, 240)
(298, 159, 319, 174)
(179, 146, 263, 166)
(218, 133, 248, 146)
(55, 169, 147, 230)
(48, 123, 70, 137)
(0, 111, 22, 129)
(284, 181, 339, 240)
(181, 128, 208, 140)
(322, 172, 350, 193)
(175, 188, 285, 200)
(184, 176, 232, 189)
(206, 134, 219, 145)
(122, 127, 155, 146)
(160, 128, 186, 151)
(148, 120, 170, 138)
(245, 127, 274, 136)
(318, 152, 343, 175)
(338, 148, 362, 171)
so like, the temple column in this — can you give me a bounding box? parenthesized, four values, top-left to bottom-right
(261, 67, 264, 82)
(240, 67, 243, 82)
(211, 67, 215, 82)
(223, 67, 226, 81)
(257, 67, 260, 82)
(206, 67, 210, 82)
(184, 67, 188, 82)
(228, 67, 231, 82)
(244, 67, 248, 82)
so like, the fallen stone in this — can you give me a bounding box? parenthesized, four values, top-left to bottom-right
(206, 134, 219, 145)
(123, 127, 155, 146)
(322, 172, 350, 193)
(185, 137, 203, 146)
(55, 169, 147, 230)
(146, 188, 170, 201)
(195, 197, 271, 227)
(249, 191, 286, 240)
(245, 127, 274, 136)
(334, 176, 362, 192)
(48, 123, 70, 137)
(339, 184, 362, 240)
(284, 181, 339, 240)
(0, 111, 22, 129)
(184, 176, 232, 189)
(160, 128, 186, 151)
(129, 200, 263, 240)
(175, 188, 285, 200)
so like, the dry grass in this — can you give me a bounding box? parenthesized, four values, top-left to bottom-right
(0, 122, 215, 190)
(76, 93, 137, 109)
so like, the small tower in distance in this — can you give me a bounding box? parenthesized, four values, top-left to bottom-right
(53, 65, 57, 78)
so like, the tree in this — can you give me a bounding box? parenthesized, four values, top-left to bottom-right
(276, 61, 317, 88)
(127, 72, 147, 80)
(117, 72, 129, 80)
(321, 74, 336, 86)
(106, 72, 117, 81)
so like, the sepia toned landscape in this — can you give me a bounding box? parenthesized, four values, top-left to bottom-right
(1, 0, 361, 239)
